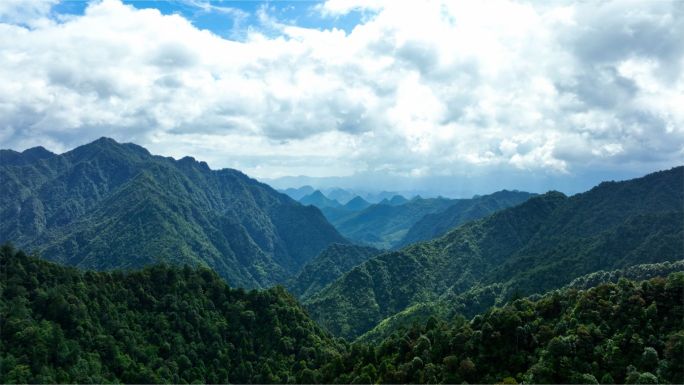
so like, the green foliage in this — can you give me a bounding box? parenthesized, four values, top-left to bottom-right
(2, 245, 682, 384)
(287, 243, 381, 300)
(330, 196, 457, 249)
(325, 190, 533, 250)
(396, 190, 536, 247)
(0, 138, 346, 288)
(0, 244, 340, 383)
(315, 273, 684, 384)
(306, 167, 684, 339)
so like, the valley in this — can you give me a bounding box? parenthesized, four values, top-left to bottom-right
(1, 139, 682, 384)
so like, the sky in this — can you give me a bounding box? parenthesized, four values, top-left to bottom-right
(0, 0, 682, 196)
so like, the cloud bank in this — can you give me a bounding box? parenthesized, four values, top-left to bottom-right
(0, 0, 682, 188)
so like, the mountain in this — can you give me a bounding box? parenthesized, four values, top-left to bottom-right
(395, 190, 536, 247)
(298, 190, 342, 209)
(5, 244, 682, 384)
(320, 272, 684, 384)
(287, 243, 381, 300)
(304, 167, 684, 338)
(0, 138, 346, 288)
(359, 260, 684, 343)
(377, 194, 409, 206)
(0, 146, 56, 165)
(317, 196, 372, 224)
(342, 196, 371, 211)
(330, 197, 456, 249)
(280, 185, 315, 200)
(328, 190, 534, 250)
(0, 244, 338, 384)
(321, 188, 356, 204)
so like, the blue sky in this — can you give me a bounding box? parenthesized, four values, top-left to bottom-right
(53, 1, 366, 38)
(0, 0, 682, 196)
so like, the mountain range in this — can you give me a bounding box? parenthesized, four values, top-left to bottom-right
(1, 138, 682, 384)
(3, 245, 682, 383)
(319, 190, 535, 249)
(303, 167, 684, 338)
(0, 138, 346, 288)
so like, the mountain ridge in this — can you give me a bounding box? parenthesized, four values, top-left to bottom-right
(304, 167, 684, 338)
(0, 138, 347, 288)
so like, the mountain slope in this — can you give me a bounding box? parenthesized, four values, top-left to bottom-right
(319, 196, 372, 223)
(280, 185, 315, 200)
(305, 167, 684, 338)
(287, 243, 381, 300)
(321, 272, 684, 384)
(0, 138, 346, 288)
(3, 244, 682, 384)
(330, 197, 456, 249)
(396, 190, 536, 247)
(0, 245, 339, 384)
(359, 259, 684, 343)
(299, 190, 342, 209)
(343, 196, 371, 211)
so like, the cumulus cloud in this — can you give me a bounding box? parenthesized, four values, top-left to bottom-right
(0, 0, 682, 183)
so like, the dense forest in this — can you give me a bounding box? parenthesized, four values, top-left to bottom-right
(0, 245, 340, 383)
(287, 243, 381, 300)
(2, 245, 682, 383)
(0, 138, 346, 288)
(305, 167, 684, 339)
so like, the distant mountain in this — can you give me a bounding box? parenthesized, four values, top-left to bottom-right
(280, 185, 315, 200)
(287, 243, 381, 300)
(322, 188, 356, 204)
(343, 196, 371, 211)
(328, 190, 533, 250)
(364, 190, 403, 203)
(395, 190, 536, 247)
(331, 197, 456, 249)
(298, 190, 342, 209)
(304, 167, 684, 338)
(0, 138, 346, 288)
(377, 194, 409, 206)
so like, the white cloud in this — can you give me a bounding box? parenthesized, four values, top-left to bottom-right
(0, 0, 682, 182)
(0, 0, 58, 27)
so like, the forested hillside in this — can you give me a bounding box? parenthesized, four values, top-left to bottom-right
(317, 273, 684, 384)
(396, 190, 536, 247)
(2, 245, 681, 384)
(305, 167, 684, 338)
(326, 191, 533, 249)
(0, 138, 346, 288)
(287, 243, 381, 300)
(0, 245, 340, 383)
(327, 197, 454, 248)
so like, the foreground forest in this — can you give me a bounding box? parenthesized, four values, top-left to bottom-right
(2, 245, 682, 384)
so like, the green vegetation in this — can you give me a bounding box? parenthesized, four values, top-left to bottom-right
(305, 167, 684, 339)
(3, 245, 682, 384)
(0, 244, 341, 383)
(0, 138, 346, 288)
(320, 273, 684, 384)
(287, 243, 381, 300)
(360, 260, 684, 343)
(328, 197, 461, 249)
(325, 191, 533, 250)
(396, 190, 536, 247)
